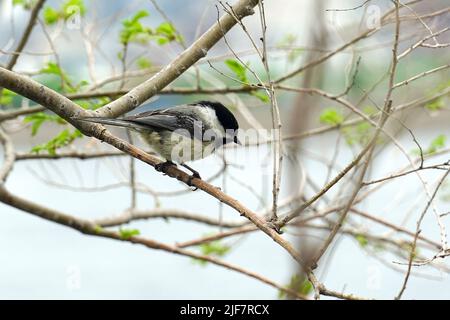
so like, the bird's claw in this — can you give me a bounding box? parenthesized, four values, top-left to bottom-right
(192, 172, 201, 179)
(187, 173, 201, 190)
(155, 161, 174, 173)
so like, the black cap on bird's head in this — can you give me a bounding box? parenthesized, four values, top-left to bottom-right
(196, 101, 241, 145)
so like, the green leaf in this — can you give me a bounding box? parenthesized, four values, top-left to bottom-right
(40, 61, 62, 75)
(72, 79, 89, 93)
(136, 57, 152, 69)
(425, 98, 444, 111)
(120, 10, 151, 45)
(279, 274, 312, 299)
(24, 112, 66, 136)
(119, 228, 140, 240)
(156, 36, 169, 45)
(192, 240, 231, 266)
(14, 0, 35, 10)
(28, 117, 45, 136)
(299, 279, 313, 295)
(156, 22, 175, 37)
(342, 121, 372, 147)
(251, 90, 269, 102)
(225, 59, 248, 83)
(43, 7, 60, 25)
(355, 234, 368, 247)
(30, 129, 82, 155)
(431, 134, 446, 149)
(319, 108, 344, 125)
(43, 0, 86, 24)
(130, 10, 149, 23)
(94, 225, 103, 234)
(0, 89, 17, 106)
(362, 105, 377, 116)
(355, 122, 372, 144)
(62, 0, 86, 19)
(199, 241, 230, 256)
(412, 134, 447, 156)
(428, 134, 446, 153)
(154, 21, 182, 44)
(39, 62, 73, 90)
(119, 11, 181, 47)
(75, 97, 110, 111)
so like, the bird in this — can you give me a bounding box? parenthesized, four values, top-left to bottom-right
(75, 101, 241, 180)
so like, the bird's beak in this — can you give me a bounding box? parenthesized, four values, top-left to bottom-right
(234, 136, 242, 145)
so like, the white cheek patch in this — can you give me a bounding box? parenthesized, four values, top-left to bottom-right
(197, 107, 225, 138)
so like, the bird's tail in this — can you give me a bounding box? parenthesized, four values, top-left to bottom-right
(75, 117, 141, 130)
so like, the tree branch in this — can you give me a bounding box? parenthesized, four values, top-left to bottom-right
(0, 185, 305, 299)
(6, 0, 46, 70)
(94, 0, 261, 118)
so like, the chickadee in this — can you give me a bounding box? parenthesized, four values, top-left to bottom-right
(76, 101, 241, 179)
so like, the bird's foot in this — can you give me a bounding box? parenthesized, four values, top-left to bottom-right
(155, 161, 175, 174)
(181, 163, 202, 190)
(186, 173, 201, 190)
(191, 171, 201, 179)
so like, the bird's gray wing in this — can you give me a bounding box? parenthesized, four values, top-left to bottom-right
(123, 109, 204, 141)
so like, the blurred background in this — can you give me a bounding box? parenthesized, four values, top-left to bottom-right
(0, 0, 449, 299)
